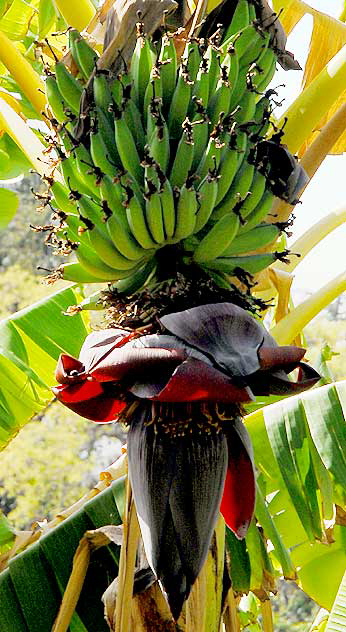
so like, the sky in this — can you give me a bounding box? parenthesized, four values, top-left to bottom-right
(270, 0, 346, 295)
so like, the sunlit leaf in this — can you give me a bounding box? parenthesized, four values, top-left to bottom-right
(0, 0, 37, 41)
(0, 187, 18, 229)
(325, 567, 346, 631)
(38, 0, 56, 38)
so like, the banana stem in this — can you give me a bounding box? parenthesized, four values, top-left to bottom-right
(269, 102, 346, 223)
(270, 270, 346, 344)
(278, 44, 346, 154)
(0, 32, 46, 116)
(274, 206, 346, 273)
(261, 600, 274, 632)
(114, 476, 140, 632)
(54, 0, 96, 31)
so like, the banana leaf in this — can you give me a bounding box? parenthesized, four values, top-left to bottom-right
(0, 285, 89, 450)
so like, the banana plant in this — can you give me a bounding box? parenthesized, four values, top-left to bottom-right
(0, 0, 345, 630)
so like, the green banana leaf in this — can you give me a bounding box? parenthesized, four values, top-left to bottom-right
(0, 0, 37, 40)
(0, 187, 18, 229)
(225, 382, 346, 609)
(325, 568, 346, 631)
(0, 477, 125, 632)
(0, 285, 89, 450)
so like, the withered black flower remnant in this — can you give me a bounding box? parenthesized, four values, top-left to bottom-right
(53, 303, 320, 619)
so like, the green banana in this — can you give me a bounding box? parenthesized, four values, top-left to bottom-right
(173, 183, 198, 241)
(191, 105, 209, 172)
(160, 177, 176, 239)
(93, 73, 113, 116)
(114, 257, 157, 295)
(59, 261, 106, 283)
(94, 107, 119, 164)
(87, 225, 139, 270)
(148, 116, 170, 173)
(50, 181, 78, 215)
(194, 174, 219, 233)
(123, 98, 146, 154)
(193, 212, 240, 262)
(213, 156, 255, 219)
(125, 191, 157, 249)
(70, 29, 98, 80)
(59, 150, 93, 197)
(158, 34, 177, 113)
(99, 175, 124, 215)
(252, 47, 277, 92)
(131, 35, 154, 111)
(223, 0, 250, 41)
(196, 131, 224, 182)
(77, 195, 108, 234)
(45, 75, 69, 123)
(169, 120, 194, 188)
(114, 114, 143, 185)
(234, 89, 257, 123)
(215, 129, 246, 206)
(238, 170, 267, 219)
(192, 56, 210, 108)
(167, 64, 192, 139)
(183, 39, 201, 83)
(145, 188, 165, 244)
(55, 61, 83, 115)
(206, 45, 220, 99)
(76, 245, 135, 281)
(107, 212, 148, 260)
(143, 67, 163, 117)
(72, 143, 101, 199)
(222, 222, 281, 256)
(204, 252, 279, 275)
(90, 128, 118, 178)
(207, 68, 231, 127)
(238, 189, 275, 233)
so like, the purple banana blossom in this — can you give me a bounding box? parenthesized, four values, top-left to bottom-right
(53, 303, 320, 619)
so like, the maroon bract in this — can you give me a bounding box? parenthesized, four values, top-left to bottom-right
(53, 303, 320, 619)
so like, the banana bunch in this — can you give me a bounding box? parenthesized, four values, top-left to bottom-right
(44, 2, 307, 295)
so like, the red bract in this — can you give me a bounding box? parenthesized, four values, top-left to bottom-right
(53, 303, 320, 619)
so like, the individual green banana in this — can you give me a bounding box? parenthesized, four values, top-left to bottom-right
(252, 47, 277, 92)
(123, 98, 146, 154)
(114, 114, 143, 186)
(69, 29, 98, 80)
(125, 191, 157, 249)
(183, 39, 201, 83)
(191, 105, 209, 172)
(238, 189, 275, 233)
(158, 34, 177, 113)
(167, 64, 192, 139)
(50, 181, 78, 215)
(215, 130, 245, 206)
(173, 183, 198, 241)
(90, 128, 118, 178)
(213, 156, 255, 219)
(194, 174, 219, 233)
(192, 212, 240, 262)
(93, 73, 113, 116)
(94, 107, 119, 164)
(45, 75, 69, 123)
(99, 174, 124, 214)
(77, 195, 108, 234)
(59, 151, 93, 197)
(72, 143, 101, 199)
(196, 131, 224, 183)
(148, 116, 170, 173)
(238, 170, 267, 219)
(204, 252, 279, 275)
(114, 257, 157, 295)
(143, 68, 163, 117)
(145, 188, 165, 244)
(55, 61, 83, 115)
(87, 226, 139, 270)
(107, 213, 148, 260)
(206, 45, 220, 99)
(169, 120, 194, 188)
(239, 29, 270, 69)
(59, 261, 105, 283)
(76, 246, 135, 281)
(160, 177, 175, 239)
(222, 0, 250, 41)
(234, 89, 257, 123)
(222, 222, 281, 255)
(192, 56, 210, 108)
(207, 69, 231, 127)
(131, 35, 154, 111)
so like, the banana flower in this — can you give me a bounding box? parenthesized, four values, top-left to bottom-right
(53, 303, 319, 619)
